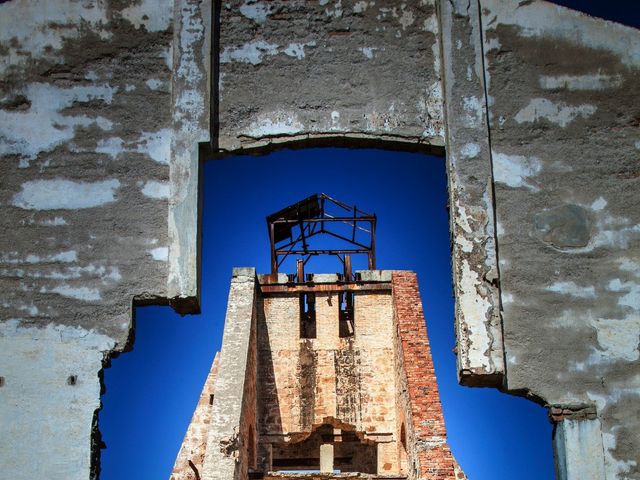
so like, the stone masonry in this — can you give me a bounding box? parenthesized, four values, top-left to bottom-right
(172, 270, 465, 480)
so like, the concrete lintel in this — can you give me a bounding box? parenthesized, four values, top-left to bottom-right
(439, 0, 505, 386)
(356, 270, 393, 282)
(554, 418, 606, 480)
(168, 0, 211, 314)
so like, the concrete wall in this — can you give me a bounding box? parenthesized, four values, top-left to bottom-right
(1, 0, 639, 478)
(478, 2, 640, 478)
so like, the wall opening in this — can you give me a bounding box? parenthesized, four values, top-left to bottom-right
(338, 291, 355, 338)
(99, 146, 554, 480)
(299, 292, 317, 339)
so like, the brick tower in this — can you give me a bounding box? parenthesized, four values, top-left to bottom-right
(170, 196, 465, 480)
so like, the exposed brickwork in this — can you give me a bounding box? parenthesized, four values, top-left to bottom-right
(391, 272, 465, 480)
(548, 404, 597, 423)
(170, 353, 220, 480)
(174, 272, 464, 479)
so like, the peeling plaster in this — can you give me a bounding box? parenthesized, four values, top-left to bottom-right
(12, 179, 121, 210)
(358, 47, 377, 59)
(514, 98, 596, 128)
(245, 112, 304, 137)
(0, 250, 77, 265)
(121, 0, 172, 32)
(283, 42, 316, 60)
(45, 285, 102, 302)
(239, 2, 273, 23)
(141, 180, 170, 199)
(458, 260, 494, 370)
(492, 151, 542, 191)
(546, 281, 596, 299)
(0, 0, 111, 71)
(220, 40, 279, 65)
(0, 83, 116, 167)
(460, 143, 480, 159)
(539, 73, 623, 91)
(150, 247, 169, 262)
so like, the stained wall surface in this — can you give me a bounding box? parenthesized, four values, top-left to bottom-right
(479, 2, 640, 477)
(0, 0, 639, 479)
(257, 285, 400, 473)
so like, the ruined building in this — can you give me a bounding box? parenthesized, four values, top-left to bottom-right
(170, 194, 466, 479)
(0, 1, 639, 480)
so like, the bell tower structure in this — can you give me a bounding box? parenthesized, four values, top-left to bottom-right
(170, 195, 465, 480)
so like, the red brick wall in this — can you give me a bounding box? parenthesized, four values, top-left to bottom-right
(392, 271, 465, 480)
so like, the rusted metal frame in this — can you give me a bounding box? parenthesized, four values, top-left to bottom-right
(260, 283, 391, 293)
(315, 213, 373, 234)
(275, 248, 371, 255)
(321, 229, 371, 250)
(369, 215, 377, 269)
(321, 193, 374, 218)
(273, 217, 374, 227)
(269, 222, 277, 274)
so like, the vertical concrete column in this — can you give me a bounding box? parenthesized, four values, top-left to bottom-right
(319, 443, 334, 473)
(439, 0, 505, 386)
(554, 419, 606, 480)
(168, 0, 211, 312)
(201, 268, 257, 480)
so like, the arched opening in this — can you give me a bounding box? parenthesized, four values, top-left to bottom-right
(99, 146, 554, 480)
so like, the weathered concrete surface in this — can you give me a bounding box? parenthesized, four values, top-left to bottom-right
(217, 0, 445, 151)
(0, 0, 174, 346)
(0, 2, 176, 479)
(479, 1, 640, 477)
(168, 0, 211, 311)
(554, 419, 606, 480)
(0, 322, 114, 480)
(201, 267, 257, 480)
(439, 0, 504, 386)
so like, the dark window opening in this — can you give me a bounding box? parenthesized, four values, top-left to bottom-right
(271, 423, 377, 474)
(339, 291, 354, 337)
(300, 292, 316, 338)
(209, 394, 215, 405)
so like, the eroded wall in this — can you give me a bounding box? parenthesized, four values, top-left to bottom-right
(478, 2, 640, 477)
(1, 0, 639, 479)
(257, 278, 400, 473)
(0, 1, 183, 478)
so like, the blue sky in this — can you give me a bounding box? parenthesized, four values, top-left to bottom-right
(100, 149, 554, 479)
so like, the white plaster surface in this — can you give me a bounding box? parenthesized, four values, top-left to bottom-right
(150, 246, 169, 261)
(514, 98, 596, 128)
(141, 180, 170, 199)
(492, 151, 542, 191)
(121, 0, 172, 32)
(12, 179, 121, 210)
(239, 2, 273, 23)
(0, 322, 114, 480)
(0, 83, 116, 167)
(554, 419, 606, 480)
(245, 112, 304, 137)
(539, 74, 623, 91)
(546, 281, 596, 299)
